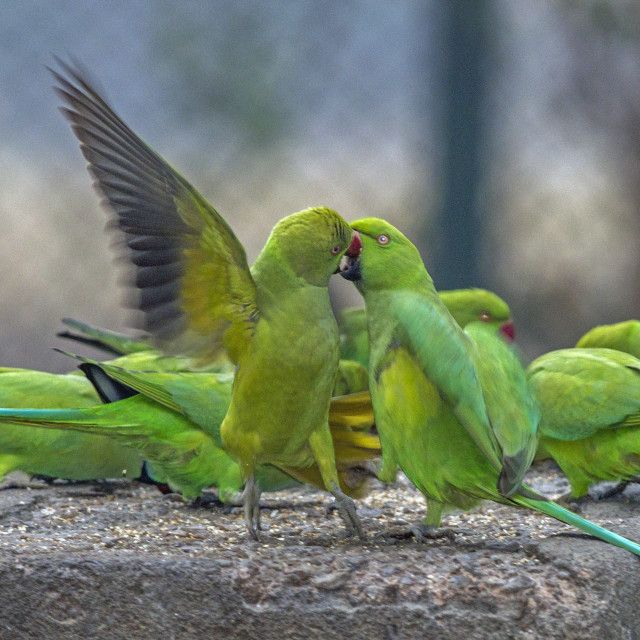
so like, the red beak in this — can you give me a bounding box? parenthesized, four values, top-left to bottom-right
(345, 231, 362, 258)
(499, 320, 515, 342)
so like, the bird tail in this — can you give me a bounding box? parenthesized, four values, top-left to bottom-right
(57, 317, 151, 356)
(329, 391, 380, 465)
(515, 490, 640, 556)
(0, 404, 146, 441)
(277, 391, 380, 498)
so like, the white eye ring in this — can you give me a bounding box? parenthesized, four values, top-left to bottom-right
(377, 234, 390, 245)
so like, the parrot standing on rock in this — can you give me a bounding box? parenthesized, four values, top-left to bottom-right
(49, 59, 365, 539)
(338, 217, 640, 556)
(530, 347, 640, 500)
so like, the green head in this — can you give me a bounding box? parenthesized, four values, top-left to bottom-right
(266, 206, 361, 287)
(439, 288, 514, 340)
(339, 217, 428, 292)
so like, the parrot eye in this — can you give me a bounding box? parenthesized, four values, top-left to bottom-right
(330, 245, 342, 255)
(479, 311, 491, 322)
(377, 234, 390, 245)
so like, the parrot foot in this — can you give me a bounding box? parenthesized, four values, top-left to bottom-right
(597, 477, 640, 500)
(376, 523, 456, 544)
(330, 484, 365, 541)
(190, 491, 226, 509)
(411, 524, 456, 543)
(599, 481, 630, 500)
(242, 475, 262, 540)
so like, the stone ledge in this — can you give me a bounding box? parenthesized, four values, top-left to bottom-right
(0, 465, 638, 640)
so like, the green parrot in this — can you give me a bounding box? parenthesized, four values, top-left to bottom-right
(529, 347, 640, 500)
(338, 288, 514, 367)
(0, 358, 380, 503)
(0, 367, 143, 483)
(338, 217, 640, 556)
(51, 60, 366, 539)
(575, 320, 640, 357)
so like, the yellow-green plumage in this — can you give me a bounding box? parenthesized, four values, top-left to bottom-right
(529, 347, 640, 498)
(0, 367, 142, 483)
(50, 59, 366, 538)
(575, 320, 640, 357)
(340, 217, 640, 556)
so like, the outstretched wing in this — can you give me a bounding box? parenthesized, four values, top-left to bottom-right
(51, 58, 258, 363)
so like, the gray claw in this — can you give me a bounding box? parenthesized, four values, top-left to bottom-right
(330, 484, 365, 541)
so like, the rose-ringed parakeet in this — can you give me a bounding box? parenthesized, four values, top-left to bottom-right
(0, 367, 143, 483)
(48, 59, 366, 539)
(339, 217, 640, 556)
(338, 288, 514, 367)
(529, 347, 640, 500)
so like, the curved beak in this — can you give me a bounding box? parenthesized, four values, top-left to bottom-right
(338, 231, 363, 281)
(499, 320, 515, 342)
(345, 231, 362, 258)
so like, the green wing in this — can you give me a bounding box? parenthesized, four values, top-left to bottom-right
(528, 347, 640, 441)
(70, 357, 234, 447)
(51, 59, 258, 363)
(465, 322, 539, 496)
(391, 291, 503, 471)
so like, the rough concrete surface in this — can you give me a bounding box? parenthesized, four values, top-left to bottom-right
(0, 462, 639, 640)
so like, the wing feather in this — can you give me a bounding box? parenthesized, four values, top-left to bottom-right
(51, 58, 258, 362)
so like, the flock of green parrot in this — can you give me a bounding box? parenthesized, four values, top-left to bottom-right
(2, 58, 640, 556)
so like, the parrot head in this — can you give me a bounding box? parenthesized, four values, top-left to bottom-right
(339, 217, 426, 292)
(267, 206, 361, 286)
(440, 288, 515, 341)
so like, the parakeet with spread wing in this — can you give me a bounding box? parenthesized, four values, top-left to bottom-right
(339, 217, 640, 556)
(50, 59, 364, 539)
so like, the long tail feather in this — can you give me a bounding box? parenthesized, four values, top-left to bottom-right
(516, 492, 640, 556)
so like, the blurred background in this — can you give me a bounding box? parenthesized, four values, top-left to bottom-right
(1, 0, 639, 372)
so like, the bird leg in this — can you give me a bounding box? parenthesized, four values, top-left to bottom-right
(330, 482, 365, 540)
(308, 426, 365, 540)
(242, 474, 262, 540)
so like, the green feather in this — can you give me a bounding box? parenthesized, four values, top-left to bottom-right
(338, 287, 513, 368)
(0, 368, 142, 482)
